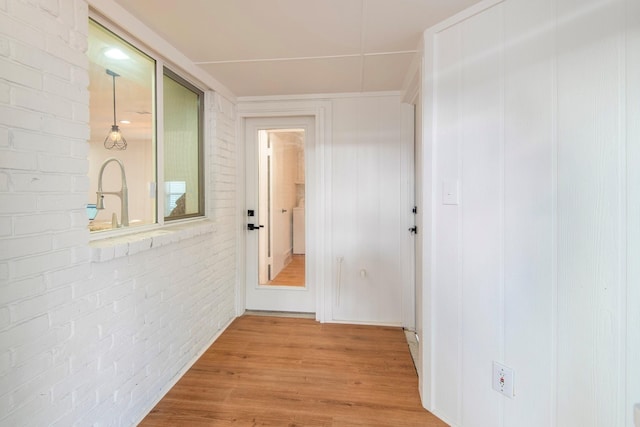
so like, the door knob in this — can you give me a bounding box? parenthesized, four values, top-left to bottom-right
(247, 224, 264, 231)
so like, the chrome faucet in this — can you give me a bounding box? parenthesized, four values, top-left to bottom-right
(96, 157, 129, 227)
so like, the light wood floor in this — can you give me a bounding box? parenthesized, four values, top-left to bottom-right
(140, 315, 448, 427)
(267, 254, 305, 287)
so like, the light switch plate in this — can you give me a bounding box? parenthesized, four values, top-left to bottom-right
(443, 180, 459, 205)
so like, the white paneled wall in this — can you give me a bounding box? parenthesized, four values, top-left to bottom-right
(422, 0, 640, 426)
(627, 0, 640, 420)
(330, 95, 411, 325)
(503, 1, 554, 426)
(556, 0, 625, 425)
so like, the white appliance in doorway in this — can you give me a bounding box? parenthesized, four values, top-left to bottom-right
(293, 207, 305, 254)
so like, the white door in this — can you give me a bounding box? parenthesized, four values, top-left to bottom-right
(245, 116, 315, 313)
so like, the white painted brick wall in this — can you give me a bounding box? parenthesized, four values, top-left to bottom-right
(0, 2, 238, 426)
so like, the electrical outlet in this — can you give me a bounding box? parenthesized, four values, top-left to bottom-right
(492, 361, 515, 398)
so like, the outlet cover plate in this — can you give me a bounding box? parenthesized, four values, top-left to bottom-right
(492, 361, 515, 398)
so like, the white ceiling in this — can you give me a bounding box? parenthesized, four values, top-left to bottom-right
(111, 0, 483, 97)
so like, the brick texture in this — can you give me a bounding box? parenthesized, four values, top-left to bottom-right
(0, 1, 237, 426)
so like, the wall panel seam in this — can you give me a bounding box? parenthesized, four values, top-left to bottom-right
(617, 1, 628, 424)
(498, 4, 506, 426)
(550, 0, 559, 425)
(456, 21, 464, 426)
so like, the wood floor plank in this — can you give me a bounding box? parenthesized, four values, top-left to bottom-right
(267, 255, 305, 286)
(140, 315, 448, 427)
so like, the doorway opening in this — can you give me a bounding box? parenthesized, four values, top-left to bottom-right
(258, 129, 306, 287)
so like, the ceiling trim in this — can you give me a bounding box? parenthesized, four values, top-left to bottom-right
(425, 0, 504, 36)
(237, 90, 402, 103)
(194, 51, 419, 66)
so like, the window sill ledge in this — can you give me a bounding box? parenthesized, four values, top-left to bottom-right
(89, 219, 215, 263)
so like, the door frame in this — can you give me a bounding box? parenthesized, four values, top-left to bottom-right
(236, 98, 332, 322)
(403, 51, 431, 408)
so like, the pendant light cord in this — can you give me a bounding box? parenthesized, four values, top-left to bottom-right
(112, 72, 116, 126)
(106, 69, 119, 126)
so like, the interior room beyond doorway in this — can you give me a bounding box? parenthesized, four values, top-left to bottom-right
(259, 129, 305, 287)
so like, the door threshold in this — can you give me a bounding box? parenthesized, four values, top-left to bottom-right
(244, 310, 315, 319)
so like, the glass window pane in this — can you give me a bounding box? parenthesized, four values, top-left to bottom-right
(163, 71, 203, 219)
(87, 20, 156, 232)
